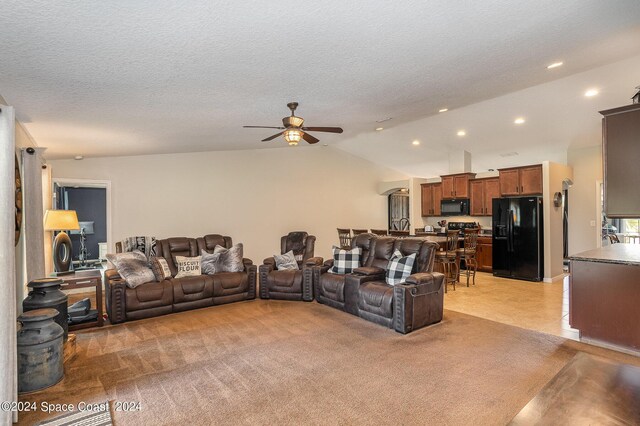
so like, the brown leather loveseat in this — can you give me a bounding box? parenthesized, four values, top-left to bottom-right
(314, 234, 444, 334)
(105, 234, 256, 323)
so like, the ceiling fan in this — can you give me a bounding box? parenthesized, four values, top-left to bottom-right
(243, 102, 343, 145)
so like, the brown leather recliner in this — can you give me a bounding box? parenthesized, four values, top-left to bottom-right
(105, 234, 256, 323)
(313, 233, 377, 311)
(313, 235, 444, 334)
(259, 232, 323, 301)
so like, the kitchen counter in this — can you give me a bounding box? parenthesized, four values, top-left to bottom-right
(569, 244, 640, 267)
(569, 244, 640, 353)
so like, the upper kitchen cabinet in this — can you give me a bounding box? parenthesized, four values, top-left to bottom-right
(470, 178, 500, 216)
(498, 165, 542, 196)
(421, 183, 442, 216)
(440, 173, 475, 199)
(601, 104, 640, 218)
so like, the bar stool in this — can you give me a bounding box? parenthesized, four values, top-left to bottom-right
(352, 229, 368, 236)
(457, 228, 479, 287)
(337, 228, 352, 249)
(370, 229, 388, 236)
(435, 230, 460, 292)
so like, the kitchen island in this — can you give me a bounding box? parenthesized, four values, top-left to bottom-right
(569, 244, 640, 353)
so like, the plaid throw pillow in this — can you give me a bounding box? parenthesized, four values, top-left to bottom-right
(386, 249, 416, 285)
(330, 246, 361, 274)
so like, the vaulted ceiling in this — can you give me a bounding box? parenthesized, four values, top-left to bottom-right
(1, 0, 640, 162)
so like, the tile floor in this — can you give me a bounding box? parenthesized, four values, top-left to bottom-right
(444, 271, 579, 340)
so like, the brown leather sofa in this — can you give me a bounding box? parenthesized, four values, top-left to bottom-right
(313, 233, 444, 334)
(105, 234, 256, 323)
(259, 232, 323, 301)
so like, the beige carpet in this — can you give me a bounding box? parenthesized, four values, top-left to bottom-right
(18, 300, 639, 425)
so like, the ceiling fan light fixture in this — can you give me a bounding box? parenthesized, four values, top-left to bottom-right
(284, 129, 302, 145)
(289, 116, 304, 127)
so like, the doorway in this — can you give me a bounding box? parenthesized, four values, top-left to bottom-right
(52, 179, 111, 268)
(388, 190, 410, 231)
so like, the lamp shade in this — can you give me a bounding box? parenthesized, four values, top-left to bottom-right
(43, 210, 80, 231)
(283, 129, 302, 145)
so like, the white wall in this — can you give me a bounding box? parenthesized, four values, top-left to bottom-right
(543, 161, 573, 281)
(567, 145, 602, 255)
(48, 147, 406, 262)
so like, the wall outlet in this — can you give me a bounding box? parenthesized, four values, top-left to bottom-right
(590, 220, 596, 227)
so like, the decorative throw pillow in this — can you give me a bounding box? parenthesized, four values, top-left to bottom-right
(274, 250, 299, 271)
(386, 249, 416, 286)
(212, 243, 244, 272)
(105, 251, 155, 288)
(330, 246, 361, 274)
(149, 256, 172, 281)
(175, 256, 202, 278)
(200, 249, 221, 275)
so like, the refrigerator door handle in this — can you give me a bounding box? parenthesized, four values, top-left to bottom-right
(507, 209, 514, 253)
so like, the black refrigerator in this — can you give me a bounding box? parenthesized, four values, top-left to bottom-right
(492, 196, 544, 281)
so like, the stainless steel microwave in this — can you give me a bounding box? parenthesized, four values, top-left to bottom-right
(440, 199, 470, 216)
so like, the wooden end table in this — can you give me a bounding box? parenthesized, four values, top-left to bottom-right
(58, 271, 104, 330)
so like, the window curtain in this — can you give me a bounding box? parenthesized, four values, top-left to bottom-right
(0, 105, 18, 424)
(21, 147, 46, 282)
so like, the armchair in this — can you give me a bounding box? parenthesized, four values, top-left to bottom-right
(314, 234, 445, 334)
(259, 232, 322, 301)
(313, 233, 378, 310)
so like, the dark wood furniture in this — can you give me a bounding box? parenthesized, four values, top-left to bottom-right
(351, 229, 368, 236)
(469, 177, 500, 216)
(370, 229, 388, 236)
(457, 229, 479, 286)
(498, 164, 542, 196)
(569, 245, 640, 352)
(420, 183, 442, 216)
(59, 271, 104, 330)
(510, 352, 640, 425)
(440, 173, 475, 199)
(601, 103, 640, 218)
(476, 236, 493, 272)
(337, 228, 352, 249)
(435, 230, 460, 293)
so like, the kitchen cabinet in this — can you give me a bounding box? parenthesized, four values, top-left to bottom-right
(498, 165, 542, 196)
(470, 178, 499, 216)
(421, 183, 442, 216)
(440, 173, 475, 199)
(476, 236, 493, 272)
(601, 104, 640, 217)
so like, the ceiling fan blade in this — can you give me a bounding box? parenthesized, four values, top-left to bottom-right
(262, 131, 285, 142)
(301, 127, 343, 133)
(244, 126, 285, 129)
(301, 132, 320, 144)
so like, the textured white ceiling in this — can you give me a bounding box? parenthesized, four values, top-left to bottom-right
(1, 0, 640, 159)
(336, 54, 640, 177)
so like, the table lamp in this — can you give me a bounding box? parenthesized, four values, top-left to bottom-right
(44, 209, 80, 275)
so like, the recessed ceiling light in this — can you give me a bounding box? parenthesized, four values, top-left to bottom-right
(375, 127, 384, 131)
(412, 140, 420, 146)
(439, 108, 448, 113)
(457, 130, 466, 136)
(74, 155, 83, 160)
(514, 117, 525, 124)
(546, 61, 563, 69)
(585, 89, 599, 97)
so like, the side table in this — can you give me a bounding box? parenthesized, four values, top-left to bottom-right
(58, 271, 104, 330)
